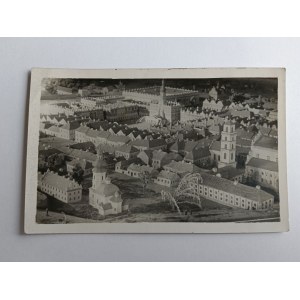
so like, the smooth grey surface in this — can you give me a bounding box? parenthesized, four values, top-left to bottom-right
(0, 38, 299, 261)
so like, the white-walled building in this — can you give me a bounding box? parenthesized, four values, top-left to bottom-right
(89, 152, 123, 216)
(194, 172, 274, 211)
(210, 120, 237, 169)
(38, 171, 82, 203)
(149, 79, 181, 124)
(245, 134, 279, 191)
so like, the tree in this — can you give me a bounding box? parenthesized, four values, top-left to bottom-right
(70, 164, 84, 184)
(47, 153, 65, 170)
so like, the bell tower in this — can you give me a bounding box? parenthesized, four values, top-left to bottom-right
(92, 150, 107, 190)
(218, 120, 237, 168)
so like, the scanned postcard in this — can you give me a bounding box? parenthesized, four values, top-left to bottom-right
(24, 68, 288, 233)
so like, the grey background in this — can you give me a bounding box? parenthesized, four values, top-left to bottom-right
(0, 38, 299, 261)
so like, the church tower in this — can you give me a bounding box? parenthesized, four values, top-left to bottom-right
(218, 120, 237, 168)
(92, 150, 108, 190)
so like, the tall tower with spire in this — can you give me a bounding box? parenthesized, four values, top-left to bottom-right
(218, 120, 237, 168)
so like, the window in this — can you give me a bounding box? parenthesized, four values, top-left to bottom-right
(225, 137, 227, 141)
(224, 153, 226, 159)
(225, 144, 227, 149)
(231, 153, 233, 160)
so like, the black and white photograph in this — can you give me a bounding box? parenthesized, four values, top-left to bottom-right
(24, 68, 288, 233)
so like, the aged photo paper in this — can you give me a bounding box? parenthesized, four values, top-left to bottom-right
(24, 68, 288, 233)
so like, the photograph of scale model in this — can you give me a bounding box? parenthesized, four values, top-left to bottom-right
(36, 76, 280, 224)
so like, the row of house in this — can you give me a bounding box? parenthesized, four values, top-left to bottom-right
(202, 99, 224, 112)
(114, 156, 274, 211)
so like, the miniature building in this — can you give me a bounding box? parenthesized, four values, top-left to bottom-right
(154, 170, 180, 187)
(89, 151, 123, 216)
(210, 120, 237, 169)
(196, 172, 274, 211)
(38, 171, 82, 203)
(149, 79, 181, 124)
(219, 120, 237, 168)
(66, 158, 93, 176)
(245, 133, 279, 191)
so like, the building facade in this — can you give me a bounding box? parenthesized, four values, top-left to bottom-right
(149, 79, 181, 124)
(89, 152, 123, 216)
(218, 120, 237, 168)
(245, 134, 279, 191)
(38, 171, 82, 203)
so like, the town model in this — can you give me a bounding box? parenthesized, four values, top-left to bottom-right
(36, 77, 280, 224)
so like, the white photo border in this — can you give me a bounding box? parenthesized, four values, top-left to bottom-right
(24, 68, 289, 234)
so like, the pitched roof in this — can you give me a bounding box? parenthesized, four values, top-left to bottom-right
(87, 120, 111, 131)
(163, 160, 201, 174)
(184, 146, 211, 161)
(116, 144, 139, 154)
(210, 140, 221, 152)
(127, 163, 155, 174)
(116, 157, 144, 168)
(75, 126, 90, 134)
(48, 125, 60, 133)
(157, 170, 180, 181)
(70, 141, 95, 152)
(213, 166, 245, 179)
(236, 137, 252, 148)
(40, 123, 52, 130)
(253, 135, 278, 150)
(200, 172, 273, 202)
(183, 141, 199, 153)
(68, 149, 97, 162)
(235, 146, 250, 156)
(236, 128, 255, 140)
(38, 171, 81, 191)
(67, 158, 93, 170)
(152, 150, 168, 161)
(169, 140, 185, 152)
(247, 158, 278, 172)
(107, 135, 131, 144)
(130, 138, 166, 149)
(61, 122, 80, 130)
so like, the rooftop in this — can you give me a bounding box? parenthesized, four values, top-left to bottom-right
(116, 144, 139, 154)
(157, 170, 180, 181)
(163, 160, 201, 174)
(247, 157, 278, 172)
(38, 171, 81, 191)
(253, 135, 278, 150)
(200, 172, 273, 202)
